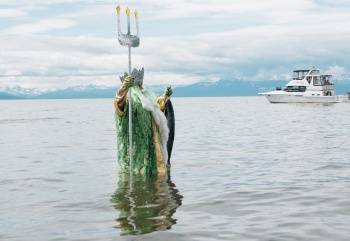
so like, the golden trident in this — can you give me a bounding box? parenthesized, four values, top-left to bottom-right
(116, 5, 140, 177)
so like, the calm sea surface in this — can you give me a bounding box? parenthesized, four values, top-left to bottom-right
(1, 97, 350, 241)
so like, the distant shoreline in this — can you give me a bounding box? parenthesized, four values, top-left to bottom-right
(1, 80, 349, 100)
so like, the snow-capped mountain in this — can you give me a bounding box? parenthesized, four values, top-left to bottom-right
(1, 79, 349, 99)
(0, 86, 47, 98)
(64, 84, 111, 92)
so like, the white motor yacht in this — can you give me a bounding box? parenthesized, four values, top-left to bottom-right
(259, 67, 350, 103)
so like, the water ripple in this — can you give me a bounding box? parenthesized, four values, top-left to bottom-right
(1, 98, 350, 241)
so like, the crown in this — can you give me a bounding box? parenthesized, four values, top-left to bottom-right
(119, 67, 144, 85)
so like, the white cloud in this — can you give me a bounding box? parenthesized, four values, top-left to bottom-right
(324, 66, 349, 80)
(3, 19, 77, 34)
(0, 9, 27, 18)
(143, 72, 203, 86)
(0, 0, 112, 4)
(3, 70, 22, 76)
(0, 75, 118, 90)
(1, 0, 350, 90)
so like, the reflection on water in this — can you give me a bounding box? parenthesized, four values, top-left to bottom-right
(110, 171, 183, 236)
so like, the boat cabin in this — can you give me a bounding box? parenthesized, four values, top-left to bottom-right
(283, 69, 334, 93)
(306, 74, 333, 86)
(291, 69, 333, 86)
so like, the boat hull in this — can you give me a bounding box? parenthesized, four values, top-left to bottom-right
(263, 92, 348, 103)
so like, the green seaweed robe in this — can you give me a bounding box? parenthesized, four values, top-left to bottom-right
(114, 85, 169, 174)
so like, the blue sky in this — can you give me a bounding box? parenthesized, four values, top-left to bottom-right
(1, 0, 350, 90)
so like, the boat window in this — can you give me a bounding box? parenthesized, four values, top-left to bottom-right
(310, 69, 320, 75)
(306, 76, 311, 84)
(293, 70, 309, 80)
(313, 76, 322, 86)
(321, 75, 333, 85)
(284, 86, 306, 92)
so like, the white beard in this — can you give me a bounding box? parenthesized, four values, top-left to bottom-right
(136, 88, 169, 162)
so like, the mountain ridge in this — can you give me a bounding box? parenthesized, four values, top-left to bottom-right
(1, 79, 350, 100)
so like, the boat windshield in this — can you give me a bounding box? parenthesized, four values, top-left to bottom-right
(284, 86, 307, 92)
(293, 70, 309, 80)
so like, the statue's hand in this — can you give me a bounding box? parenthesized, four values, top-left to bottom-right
(164, 86, 173, 97)
(123, 76, 134, 87)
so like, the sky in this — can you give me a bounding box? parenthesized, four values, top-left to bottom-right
(1, 0, 350, 90)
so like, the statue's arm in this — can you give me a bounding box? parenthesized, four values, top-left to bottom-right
(157, 95, 169, 113)
(157, 86, 173, 112)
(114, 85, 129, 116)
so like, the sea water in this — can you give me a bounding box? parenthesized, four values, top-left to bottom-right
(1, 97, 350, 241)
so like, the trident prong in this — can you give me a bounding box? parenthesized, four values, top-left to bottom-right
(116, 5, 140, 47)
